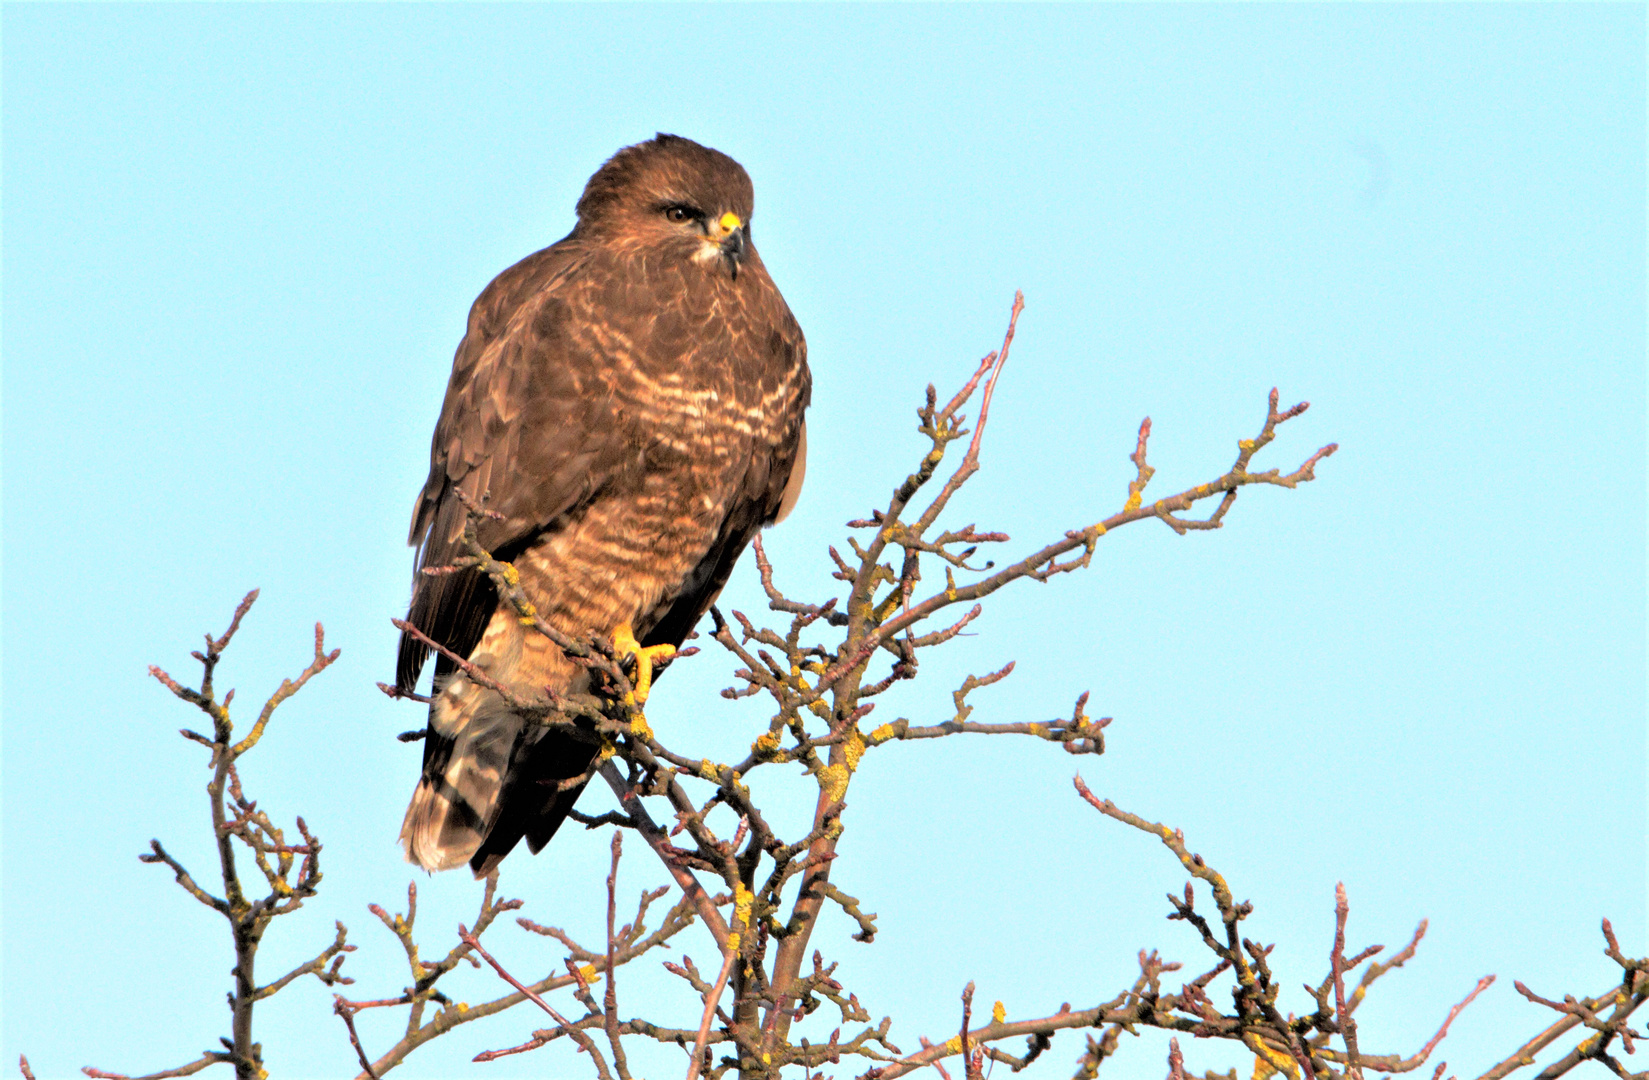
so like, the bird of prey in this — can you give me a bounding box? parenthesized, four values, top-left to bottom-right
(396, 134, 810, 876)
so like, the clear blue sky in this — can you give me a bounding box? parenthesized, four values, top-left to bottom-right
(4, 4, 1643, 1078)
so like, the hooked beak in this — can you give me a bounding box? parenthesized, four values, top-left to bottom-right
(721, 224, 747, 261)
(714, 211, 746, 279)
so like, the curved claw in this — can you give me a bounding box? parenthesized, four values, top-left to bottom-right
(612, 623, 675, 704)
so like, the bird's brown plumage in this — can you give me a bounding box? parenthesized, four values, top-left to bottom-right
(397, 135, 809, 875)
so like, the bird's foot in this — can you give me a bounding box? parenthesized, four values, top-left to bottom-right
(611, 623, 674, 704)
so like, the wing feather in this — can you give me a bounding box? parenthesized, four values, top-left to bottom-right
(398, 239, 632, 691)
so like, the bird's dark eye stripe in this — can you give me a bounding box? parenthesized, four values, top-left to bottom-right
(661, 203, 703, 223)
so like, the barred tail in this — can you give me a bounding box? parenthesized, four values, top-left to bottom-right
(399, 652, 598, 876)
(399, 672, 521, 873)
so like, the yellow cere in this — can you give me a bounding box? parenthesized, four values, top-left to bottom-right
(719, 211, 742, 232)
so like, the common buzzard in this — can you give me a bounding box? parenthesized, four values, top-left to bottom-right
(397, 134, 810, 875)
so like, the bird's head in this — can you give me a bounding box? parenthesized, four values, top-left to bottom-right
(576, 133, 756, 279)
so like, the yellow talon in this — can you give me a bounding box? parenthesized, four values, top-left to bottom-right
(612, 623, 674, 703)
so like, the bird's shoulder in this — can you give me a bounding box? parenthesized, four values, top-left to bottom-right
(410, 235, 626, 545)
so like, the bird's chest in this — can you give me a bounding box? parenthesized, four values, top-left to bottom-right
(610, 326, 789, 467)
(618, 376, 769, 504)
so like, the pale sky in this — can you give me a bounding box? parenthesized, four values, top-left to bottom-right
(4, 5, 1643, 1078)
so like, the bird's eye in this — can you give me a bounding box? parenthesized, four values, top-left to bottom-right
(663, 205, 698, 224)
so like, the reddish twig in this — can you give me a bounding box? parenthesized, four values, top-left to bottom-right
(686, 940, 740, 1080)
(1333, 882, 1363, 1080)
(604, 833, 633, 1080)
(333, 998, 379, 1079)
(458, 923, 612, 1078)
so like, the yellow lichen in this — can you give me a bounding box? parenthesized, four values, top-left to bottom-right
(629, 713, 652, 740)
(843, 729, 867, 772)
(872, 591, 900, 623)
(699, 759, 720, 780)
(726, 932, 742, 952)
(733, 883, 754, 929)
(753, 731, 781, 757)
(944, 1036, 962, 1053)
(992, 1000, 1006, 1024)
(1124, 491, 1143, 512)
(868, 722, 897, 744)
(817, 763, 850, 802)
(1247, 1037, 1298, 1080)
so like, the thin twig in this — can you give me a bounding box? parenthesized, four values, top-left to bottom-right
(687, 942, 740, 1080)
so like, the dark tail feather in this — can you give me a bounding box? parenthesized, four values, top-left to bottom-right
(468, 731, 596, 877)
